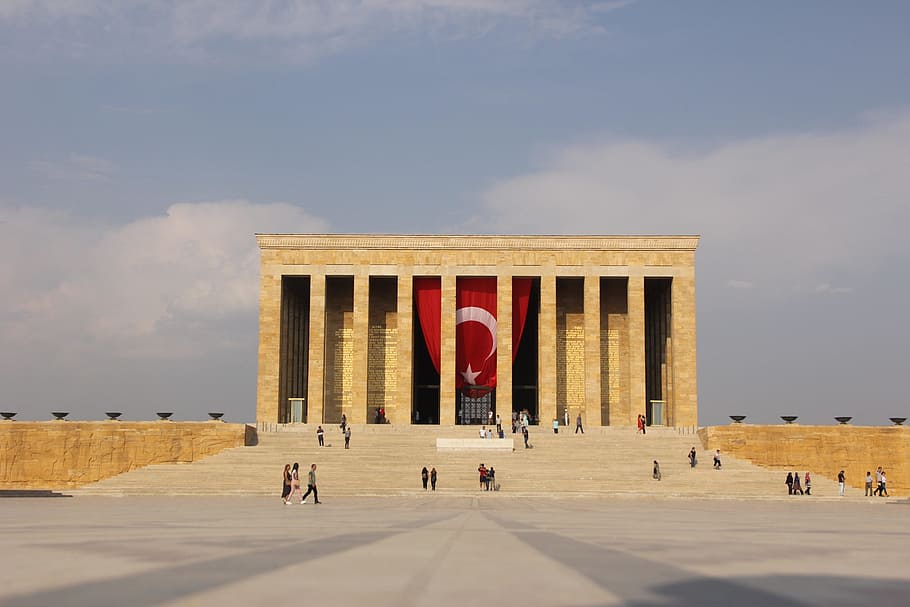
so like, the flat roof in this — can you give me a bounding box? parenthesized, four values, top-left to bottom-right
(256, 234, 700, 251)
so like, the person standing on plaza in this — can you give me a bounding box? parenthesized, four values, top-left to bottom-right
(281, 464, 292, 504)
(575, 414, 584, 434)
(287, 462, 303, 504)
(786, 472, 794, 495)
(344, 426, 351, 449)
(792, 471, 803, 495)
(301, 463, 321, 504)
(478, 464, 487, 490)
(512, 411, 518, 433)
(653, 460, 661, 481)
(552, 418, 559, 434)
(488, 409, 494, 426)
(479, 425, 486, 439)
(488, 466, 496, 491)
(421, 466, 429, 490)
(837, 470, 846, 496)
(340, 413, 347, 433)
(564, 407, 569, 428)
(865, 471, 874, 496)
(430, 467, 437, 491)
(804, 472, 812, 496)
(713, 450, 722, 469)
(522, 426, 530, 449)
(879, 470, 889, 496)
(495, 413, 502, 433)
(316, 425, 325, 447)
(688, 447, 697, 468)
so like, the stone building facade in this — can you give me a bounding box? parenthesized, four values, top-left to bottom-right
(256, 234, 699, 427)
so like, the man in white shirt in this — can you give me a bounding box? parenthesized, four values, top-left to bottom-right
(479, 426, 486, 439)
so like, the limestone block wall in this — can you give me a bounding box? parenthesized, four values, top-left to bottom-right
(324, 278, 354, 423)
(367, 279, 399, 419)
(601, 278, 629, 426)
(556, 279, 586, 422)
(701, 425, 909, 495)
(0, 422, 251, 489)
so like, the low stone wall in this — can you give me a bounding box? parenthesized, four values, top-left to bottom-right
(700, 425, 909, 495)
(0, 421, 253, 490)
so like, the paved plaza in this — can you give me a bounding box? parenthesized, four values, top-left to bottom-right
(1, 495, 908, 606)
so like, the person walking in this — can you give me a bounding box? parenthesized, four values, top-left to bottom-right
(344, 426, 351, 449)
(786, 472, 794, 495)
(865, 471, 874, 496)
(301, 463, 321, 504)
(688, 447, 697, 468)
(522, 426, 530, 449)
(281, 464, 292, 504)
(792, 471, 803, 495)
(421, 466, 429, 490)
(287, 462, 303, 504)
(837, 470, 846, 496)
(804, 472, 812, 496)
(713, 450, 722, 469)
(653, 460, 661, 481)
(316, 425, 325, 447)
(575, 414, 584, 434)
(340, 413, 347, 433)
(874, 467, 883, 496)
(879, 470, 889, 497)
(430, 467, 437, 491)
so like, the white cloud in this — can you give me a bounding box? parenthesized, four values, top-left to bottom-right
(726, 280, 754, 290)
(0, 1, 624, 62)
(477, 112, 910, 291)
(0, 200, 328, 360)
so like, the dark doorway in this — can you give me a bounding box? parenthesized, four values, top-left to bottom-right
(513, 278, 539, 424)
(412, 302, 440, 424)
(278, 276, 310, 423)
(645, 278, 671, 426)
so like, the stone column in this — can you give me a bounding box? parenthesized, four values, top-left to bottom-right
(255, 269, 282, 423)
(671, 266, 698, 427)
(396, 272, 414, 425)
(439, 271, 456, 425)
(306, 269, 326, 425)
(584, 274, 602, 427)
(496, 271, 513, 419)
(538, 269, 557, 425)
(627, 271, 646, 426)
(351, 269, 370, 424)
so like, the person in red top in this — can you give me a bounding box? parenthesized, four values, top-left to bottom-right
(478, 464, 487, 490)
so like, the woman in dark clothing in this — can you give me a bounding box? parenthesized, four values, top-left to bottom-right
(281, 463, 291, 504)
(421, 466, 429, 490)
(430, 467, 437, 491)
(785, 472, 794, 495)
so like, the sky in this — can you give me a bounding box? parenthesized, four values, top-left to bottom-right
(1, 0, 909, 426)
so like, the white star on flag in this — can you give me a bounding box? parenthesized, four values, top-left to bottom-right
(460, 363, 480, 385)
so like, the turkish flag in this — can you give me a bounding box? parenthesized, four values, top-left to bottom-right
(456, 278, 497, 390)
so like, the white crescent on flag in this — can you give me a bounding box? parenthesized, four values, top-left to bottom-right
(455, 306, 497, 361)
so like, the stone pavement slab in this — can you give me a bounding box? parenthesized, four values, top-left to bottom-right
(0, 495, 907, 606)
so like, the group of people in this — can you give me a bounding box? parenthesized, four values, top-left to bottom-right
(316, 420, 352, 449)
(477, 463, 496, 491)
(478, 425, 504, 439)
(865, 467, 889, 497)
(785, 471, 813, 495)
(420, 466, 438, 491)
(511, 410, 532, 448)
(552, 412, 585, 434)
(280, 462, 321, 505)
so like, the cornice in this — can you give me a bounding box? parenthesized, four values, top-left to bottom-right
(256, 234, 700, 251)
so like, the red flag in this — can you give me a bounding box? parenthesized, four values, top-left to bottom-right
(456, 278, 497, 390)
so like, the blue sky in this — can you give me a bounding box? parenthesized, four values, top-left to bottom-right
(2, 1, 909, 424)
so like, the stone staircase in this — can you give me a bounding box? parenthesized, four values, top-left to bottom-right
(73, 425, 841, 498)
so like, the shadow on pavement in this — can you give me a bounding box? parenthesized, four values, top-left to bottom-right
(0, 490, 72, 498)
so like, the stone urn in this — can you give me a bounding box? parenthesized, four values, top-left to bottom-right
(780, 416, 798, 424)
(105, 412, 122, 420)
(889, 417, 907, 426)
(834, 416, 852, 425)
(156, 412, 174, 421)
(0, 412, 16, 421)
(729, 415, 746, 424)
(208, 412, 225, 421)
(51, 411, 69, 421)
